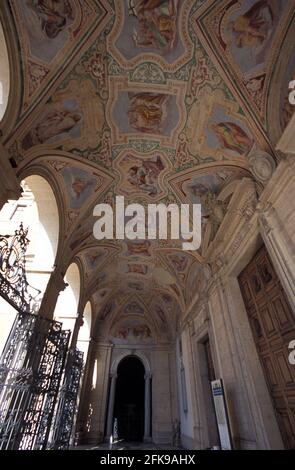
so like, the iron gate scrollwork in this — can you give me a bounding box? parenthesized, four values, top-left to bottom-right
(50, 348, 84, 450)
(0, 223, 82, 450)
(0, 224, 41, 313)
(0, 311, 70, 450)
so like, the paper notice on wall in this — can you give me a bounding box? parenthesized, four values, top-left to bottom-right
(211, 379, 232, 450)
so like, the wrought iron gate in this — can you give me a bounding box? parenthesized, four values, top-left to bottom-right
(0, 311, 70, 450)
(0, 224, 81, 450)
(50, 348, 84, 450)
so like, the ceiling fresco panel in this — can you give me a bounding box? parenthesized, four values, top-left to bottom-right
(193, 0, 295, 123)
(107, 0, 195, 72)
(4, 0, 294, 327)
(9, 0, 112, 115)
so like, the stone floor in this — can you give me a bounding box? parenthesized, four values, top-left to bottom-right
(73, 440, 182, 451)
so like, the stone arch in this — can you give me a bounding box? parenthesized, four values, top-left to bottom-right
(77, 300, 92, 359)
(0, 174, 60, 352)
(17, 164, 67, 265)
(106, 351, 152, 440)
(53, 262, 81, 334)
(266, 16, 295, 149)
(0, 3, 22, 134)
(110, 350, 151, 376)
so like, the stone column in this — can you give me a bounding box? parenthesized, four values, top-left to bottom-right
(38, 267, 68, 320)
(106, 373, 117, 438)
(0, 142, 21, 211)
(70, 313, 84, 349)
(257, 201, 295, 312)
(144, 373, 152, 441)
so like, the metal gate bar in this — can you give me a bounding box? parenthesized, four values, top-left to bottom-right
(50, 348, 84, 450)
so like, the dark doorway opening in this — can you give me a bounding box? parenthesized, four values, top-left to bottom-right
(113, 356, 145, 442)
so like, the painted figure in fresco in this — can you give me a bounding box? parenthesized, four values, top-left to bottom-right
(229, 0, 274, 50)
(71, 177, 94, 199)
(127, 264, 148, 275)
(129, 0, 177, 52)
(210, 122, 253, 155)
(27, 0, 74, 39)
(127, 155, 164, 196)
(127, 92, 169, 133)
(115, 325, 151, 340)
(23, 108, 81, 150)
(126, 240, 151, 257)
(133, 324, 151, 339)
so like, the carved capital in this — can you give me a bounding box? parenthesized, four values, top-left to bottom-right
(50, 268, 69, 293)
(76, 314, 84, 328)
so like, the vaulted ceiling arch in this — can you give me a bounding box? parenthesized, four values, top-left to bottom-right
(2, 0, 293, 334)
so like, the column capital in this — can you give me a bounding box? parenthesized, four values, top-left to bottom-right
(52, 268, 69, 292)
(144, 373, 152, 380)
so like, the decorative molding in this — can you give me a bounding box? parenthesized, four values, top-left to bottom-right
(248, 151, 276, 184)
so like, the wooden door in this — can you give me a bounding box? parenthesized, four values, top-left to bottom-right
(239, 245, 295, 449)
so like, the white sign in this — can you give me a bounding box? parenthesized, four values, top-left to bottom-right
(211, 379, 232, 450)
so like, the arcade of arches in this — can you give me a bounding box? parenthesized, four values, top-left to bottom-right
(0, 0, 295, 450)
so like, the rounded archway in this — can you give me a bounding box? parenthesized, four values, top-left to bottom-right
(0, 20, 10, 121)
(53, 262, 81, 335)
(22, 175, 59, 292)
(113, 356, 145, 442)
(0, 175, 59, 353)
(77, 301, 92, 359)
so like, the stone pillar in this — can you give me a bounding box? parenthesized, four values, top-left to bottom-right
(257, 199, 295, 312)
(70, 313, 84, 349)
(0, 142, 21, 211)
(208, 273, 284, 449)
(144, 373, 152, 441)
(106, 373, 117, 438)
(38, 267, 68, 320)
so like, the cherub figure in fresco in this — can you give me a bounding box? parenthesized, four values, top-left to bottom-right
(127, 92, 169, 133)
(210, 121, 253, 155)
(229, 0, 274, 50)
(129, 0, 178, 52)
(23, 108, 81, 149)
(26, 0, 74, 39)
(127, 155, 164, 196)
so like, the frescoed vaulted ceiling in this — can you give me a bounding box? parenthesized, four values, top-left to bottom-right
(3, 0, 295, 339)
